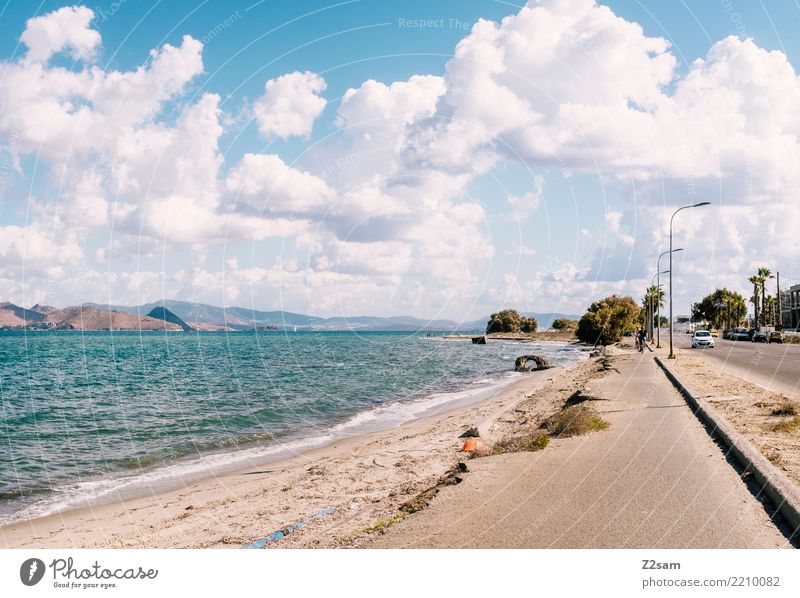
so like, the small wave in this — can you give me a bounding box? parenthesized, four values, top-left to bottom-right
(0, 432, 335, 526)
(329, 373, 517, 437)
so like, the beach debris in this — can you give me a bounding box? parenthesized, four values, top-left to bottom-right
(514, 355, 552, 372)
(372, 456, 390, 467)
(399, 463, 467, 514)
(461, 438, 488, 454)
(243, 507, 336, 549)
(472, 335, 487, 344)
(306, 464, 326, 476)
(596, 355, 619, 373)
(564, 388, 603, 407)
(771, 401, 798, 416)
(459, 427, 480, 438)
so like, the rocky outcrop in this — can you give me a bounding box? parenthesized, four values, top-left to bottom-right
(514, 355, 552, 372)
(147, 307, 193, 331)
(472, 336, 486, 344)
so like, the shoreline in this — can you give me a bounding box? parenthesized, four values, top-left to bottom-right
(0, 370, 526, 527)
(0, 337, 589, 529)
(439, 332, 580, 343)
(0, 360, 585, 548)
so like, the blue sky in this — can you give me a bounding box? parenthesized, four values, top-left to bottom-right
(1, 1, 798, 319)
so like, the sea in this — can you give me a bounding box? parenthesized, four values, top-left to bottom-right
(0, 330, 588, 524)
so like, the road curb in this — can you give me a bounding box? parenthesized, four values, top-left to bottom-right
(655, 356, 800, 535)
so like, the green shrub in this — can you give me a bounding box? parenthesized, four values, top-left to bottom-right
(486, 309, 537, 334)
(576, 295, 640, 346)
(552, 318, 578, 331)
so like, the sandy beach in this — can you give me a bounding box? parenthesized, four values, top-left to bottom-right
(1, 355, 600, 549)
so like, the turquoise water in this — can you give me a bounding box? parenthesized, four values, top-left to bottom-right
(0, 331, 586, 522)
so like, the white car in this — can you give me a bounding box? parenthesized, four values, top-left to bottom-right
(691, 330, 715, 348)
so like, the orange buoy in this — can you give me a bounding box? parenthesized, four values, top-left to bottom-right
(461, 438, 487, 453)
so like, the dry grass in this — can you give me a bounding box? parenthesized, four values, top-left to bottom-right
(491, 433, 550, 455)
(360, 511, 409, 534)
(767, 452, 783, 466)
(772, 416, 800, 434)
(771, 401, 798, 417)
(544, 404, 610, 438)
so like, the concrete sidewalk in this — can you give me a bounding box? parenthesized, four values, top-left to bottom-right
(368, 351, 792, 548)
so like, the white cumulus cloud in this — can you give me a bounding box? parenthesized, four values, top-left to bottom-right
(253, 71, 327, 139)
(21, 5, 101, 63)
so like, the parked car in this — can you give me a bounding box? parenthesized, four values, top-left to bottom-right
(768, 331, 784, 344)
(752, 331, 768, 343)
(691, 330, 715, 348)
(732, 329, 750, 341)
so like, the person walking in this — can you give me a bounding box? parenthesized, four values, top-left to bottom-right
(638, 327, 647, 353)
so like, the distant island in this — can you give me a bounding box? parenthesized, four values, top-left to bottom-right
(0, 300, 580, 333)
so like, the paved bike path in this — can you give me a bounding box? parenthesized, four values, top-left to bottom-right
(369, 352, 791, 548)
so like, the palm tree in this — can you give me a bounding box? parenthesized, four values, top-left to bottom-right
(749, 275, 761, 329)
(651, 286, 665, 311)
(764, 295, 775, 327)
(729, 292, 747, 327)
(758, 267, 774, 327)
(641, 285, 663, 339)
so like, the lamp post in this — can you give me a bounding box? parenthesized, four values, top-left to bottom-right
(669, 202, 711, 359)
(657, 249, 682, 348)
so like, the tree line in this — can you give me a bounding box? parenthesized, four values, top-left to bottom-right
(691, 266, 778, 330)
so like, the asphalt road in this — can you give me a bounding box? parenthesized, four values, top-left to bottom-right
(368, 353, 792, 548)
(674, 334, 800, 398)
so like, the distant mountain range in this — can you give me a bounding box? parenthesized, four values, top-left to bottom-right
(0, 299, 579, 332)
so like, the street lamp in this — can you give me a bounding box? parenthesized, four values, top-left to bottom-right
(657, 249, 682, 348)
(669, 202, 711, 359)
